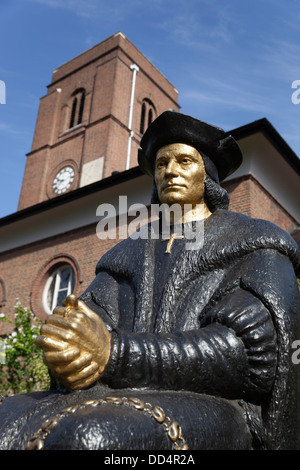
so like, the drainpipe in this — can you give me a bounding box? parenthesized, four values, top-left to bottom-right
(126, 64, 139, 170)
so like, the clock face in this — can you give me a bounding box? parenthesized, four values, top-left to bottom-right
(52, 166, 75, 194)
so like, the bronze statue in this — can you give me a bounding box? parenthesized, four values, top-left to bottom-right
(0, 111, 299, 450)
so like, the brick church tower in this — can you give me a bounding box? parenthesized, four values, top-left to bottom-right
(18, 32, 179, 210)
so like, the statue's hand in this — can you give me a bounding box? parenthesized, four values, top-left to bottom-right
(35, 295, 111, 391)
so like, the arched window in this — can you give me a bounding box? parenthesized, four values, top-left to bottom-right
(140, 99, 156, 134)
(148, 107, 153, 127)
(140, 102, 146, 134)
(69, 97, 78, 129)
(77, 91, 85, 124)
(42, 264, 75, 315)
(69, 89, 85, 129)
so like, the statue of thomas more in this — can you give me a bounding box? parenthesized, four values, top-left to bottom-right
(0, 111, 299, 451)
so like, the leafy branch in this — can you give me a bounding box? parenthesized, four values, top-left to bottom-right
(0, 301, 50, 396)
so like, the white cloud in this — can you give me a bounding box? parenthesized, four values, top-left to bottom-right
(157, 4, 238, 50)
(0, 122, 29, 135)
(259, 39, 300, 82)
(181, 84, 273, 114)
(25, 0, 143, 20)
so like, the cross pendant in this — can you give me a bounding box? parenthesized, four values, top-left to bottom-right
(162, 233, 184, 254)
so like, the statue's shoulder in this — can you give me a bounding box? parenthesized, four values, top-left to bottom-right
(213, 209, 294, 240)
(95, 228, 149, 275)
(208, 210, 300, 269)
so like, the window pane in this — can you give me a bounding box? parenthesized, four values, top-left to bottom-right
(140, 102, 146, 134)
(60, 266, 72, 290)
(46, 276, 55, 311)
(43, 264, 75, 314)
(69, 97, 77, 128)
(56, 289, 69, 308)
(77, 92, 85, 125)
(148, 108, 153, 127)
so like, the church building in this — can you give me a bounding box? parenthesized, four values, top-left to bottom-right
(0, 32, 299, 335)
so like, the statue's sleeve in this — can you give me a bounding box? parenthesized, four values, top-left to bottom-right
(79, 270, 123, 330)
(101, 248, 297, 404)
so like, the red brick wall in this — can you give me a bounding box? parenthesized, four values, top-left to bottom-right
(0, 222, 119, 335)
(224, 174, 298, 234)
(225, 176, 252, 217)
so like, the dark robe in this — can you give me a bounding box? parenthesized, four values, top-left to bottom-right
(0, 210, 299, 450)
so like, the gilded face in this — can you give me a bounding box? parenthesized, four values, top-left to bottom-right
(154, 143, 206, 207)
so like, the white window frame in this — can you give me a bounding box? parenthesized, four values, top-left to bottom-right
(43, 264, 75, 315)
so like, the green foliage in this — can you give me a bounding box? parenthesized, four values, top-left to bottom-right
(0, 300, 50, 396)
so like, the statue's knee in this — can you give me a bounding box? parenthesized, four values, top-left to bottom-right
(41, 402, 171, 450)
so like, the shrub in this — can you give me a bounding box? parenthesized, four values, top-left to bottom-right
(0, 300, 50, 396)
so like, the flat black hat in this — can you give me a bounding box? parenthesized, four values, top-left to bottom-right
(138, 111, 243, 182)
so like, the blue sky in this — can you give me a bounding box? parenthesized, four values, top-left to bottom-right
(0, 0, 300, 218)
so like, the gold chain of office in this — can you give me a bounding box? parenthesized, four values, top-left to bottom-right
(25, 395, 189, 450)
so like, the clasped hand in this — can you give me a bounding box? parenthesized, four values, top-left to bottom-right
(35, 295, 111, 391)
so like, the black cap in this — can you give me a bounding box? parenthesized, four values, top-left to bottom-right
(138, 111, 243, 182)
